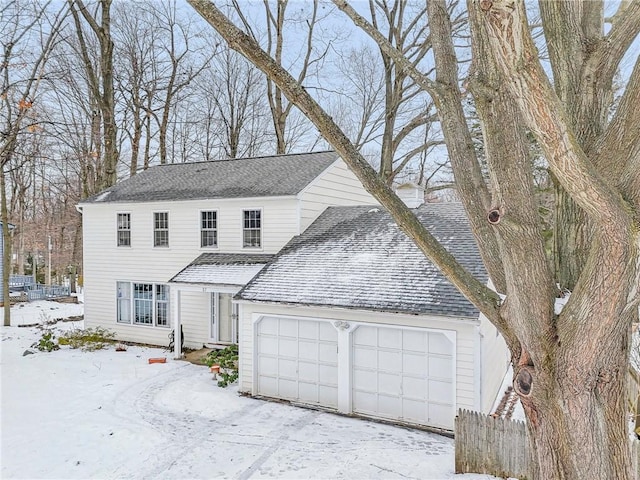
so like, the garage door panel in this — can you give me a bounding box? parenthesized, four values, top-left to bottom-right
(259, 336, 278, 355)
(279, 378, 298, 398)
(278, 337, 298, 357)
(429, 379, 453, 403)
(353, 368, 376, 391)
(429, 403, 452, 428)
(378, 395, 401, 417)
(353, 327, 376, 346)
(403, 331, 427, 352)
(319, 322, 338, 341)
(318, 364, 338, 385)
(258, 376, 277, 396)
(429, 332, 452, 355)
(429, 356, 453, 377)
(298, 361, 318, 383)
(279, 318, 298, 336)
(258, 356, 278, 376)
(403, 398, 427, 423)
(379, 329, 401, 349)
(298, 382, 318, 402)
(403, 353, 426, 375)
(378, 372, 400, 395)
(353, 390, 377, 413)
(299, 341, 318, 361)
(403, 376, 426, 398)
(298, 320, 317, 339)
(353, 347, 376, 367)
(319, 385, 338, 405)
(318, 343, 337, 363)
(278, 358, 298, 378)
(258, 320, 278, 335)
(378, 350, 401, 371)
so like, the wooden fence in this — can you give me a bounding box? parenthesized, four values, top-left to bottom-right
(455, 409, 640, 479)
(455, 409, 536, 479)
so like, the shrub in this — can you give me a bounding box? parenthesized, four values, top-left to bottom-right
(58, 327, 116, 351)
(31, 313, 59, 352)
(203, 344, 239, 387)
(31, 329, 60, 352)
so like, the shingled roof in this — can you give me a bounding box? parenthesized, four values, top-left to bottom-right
(170, 253, 274, 286)
(81, 151, 338, 204)
(237, 203, 487, 318)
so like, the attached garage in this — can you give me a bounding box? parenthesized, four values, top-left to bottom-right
(256, 316, 339, 408)
(237, 203, 510, 431)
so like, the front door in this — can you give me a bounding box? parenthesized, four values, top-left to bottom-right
(210, 292, 237, 344)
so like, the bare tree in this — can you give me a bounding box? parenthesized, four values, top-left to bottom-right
(189, 1, 640, 477)
(1, 0, 66, 325)
(68, 0, 118, 190)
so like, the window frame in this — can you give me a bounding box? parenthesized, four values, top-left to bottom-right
(116, 213, 131, 247)
(242, 208, 262, 249)
(116, 281, 170, 328)
(153, 211, 169, 248)
(200, 210, 218, 248)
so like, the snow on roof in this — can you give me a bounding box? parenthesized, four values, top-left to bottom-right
(81, 151, 338, 204)
(238, 203, 487, 318)
(169, 253, 273, 286)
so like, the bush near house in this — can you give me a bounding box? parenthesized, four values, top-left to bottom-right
(203, 345, 238, 387)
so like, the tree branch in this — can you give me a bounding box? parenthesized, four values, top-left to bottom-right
(187, 0, 503, 324)
(478, 0, 634, 230)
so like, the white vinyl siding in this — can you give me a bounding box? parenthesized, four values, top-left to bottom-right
(81, 197, 299, 347)
(298, 159, 378, 232)
(479, 313, 510, 411)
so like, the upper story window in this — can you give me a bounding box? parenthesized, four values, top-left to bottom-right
(201, 211, 218, 248)
(154, 212, 169, 247)
(117, 213, 131, 247)
(243, 209, 261, 248)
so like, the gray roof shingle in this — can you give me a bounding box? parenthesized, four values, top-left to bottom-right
(81, 151, 338, 203)
(237, 203, 487, 318)
(169, 253, 274, 285)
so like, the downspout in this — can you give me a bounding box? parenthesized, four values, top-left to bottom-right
(474, 322, 483, 411)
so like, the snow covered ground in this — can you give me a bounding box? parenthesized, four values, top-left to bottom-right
(1, 299, 499, 479)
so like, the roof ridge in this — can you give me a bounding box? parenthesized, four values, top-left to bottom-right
(150, 150, 336, 168)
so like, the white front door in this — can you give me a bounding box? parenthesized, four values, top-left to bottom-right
(209, 293, 219, 343)
(210, 292, 236, 344)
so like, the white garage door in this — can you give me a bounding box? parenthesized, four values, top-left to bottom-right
(256, 317, 338, 408)
(352, 325, 455, 429)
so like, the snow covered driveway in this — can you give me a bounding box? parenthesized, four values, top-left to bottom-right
(1, 306, 494, 479)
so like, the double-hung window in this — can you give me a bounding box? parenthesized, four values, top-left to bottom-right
(116, 282, 170, 327)
(154, 212, 169, 247)
(201, 211, 217, 248)
(117, 213, 131, 246)
(243, 209, 261, 248)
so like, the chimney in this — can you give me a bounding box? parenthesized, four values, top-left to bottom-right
(394, 182, 425, 208)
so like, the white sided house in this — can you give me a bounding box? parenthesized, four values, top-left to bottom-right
(77, 151, 377, 350)
(235, 202, 510, 432)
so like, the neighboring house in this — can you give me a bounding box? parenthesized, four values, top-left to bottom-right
(235, 202, 510, 432)
(77, 151, 377, 349)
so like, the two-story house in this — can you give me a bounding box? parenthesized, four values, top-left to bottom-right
(77, 151, 377, 350)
